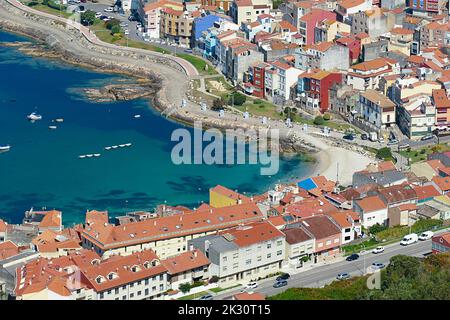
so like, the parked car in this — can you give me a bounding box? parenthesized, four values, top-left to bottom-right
(273, 280, 288, 288)
(398, 143, 410, 150)
(378, 137, 385, 143)
(245, 282, 258, 290)
(95, 12, 102, 18)
(336, 272, 350, 280)
(184, 49, 193, 53)
(371, 262, 385, 270)
(421, 134, 434, 141)
(104, 7, 114, 12)
(124, 30, 129, 35)
(346, 253, 359, 261)
(419, 231, 434, 241)
(372, 246, 385, 254)
(387, 139, 398, 145)
(276, 273, 290, 281)
(343, 134, 355, 141)
(198, 294, 213, 300)
(400, 233, 418, 246)
(361, 133, 368, 140)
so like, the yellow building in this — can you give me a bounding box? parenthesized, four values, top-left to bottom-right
(209, 185, 251, 208)
(388, 27, 414, 56)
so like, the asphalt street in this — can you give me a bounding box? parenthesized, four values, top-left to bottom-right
(213, 236, 438, 300)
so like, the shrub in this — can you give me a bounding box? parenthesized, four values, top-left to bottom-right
(229, 92, 246, 106)
(323, 113, 331, 121)
(27, 1, 39, 6)
(369, 223, 388, 234)
(212, 98, 224, 111)
(420, 149, 426, 154)
(105, 18, 121, 30)
(209, 276, 219, 284)
(179, 283, 192, 294)
(313, 116, 325, 125)
(291, 107, 297, 113)
(253, 99, 263, 104)
(80, 10, 96, 26)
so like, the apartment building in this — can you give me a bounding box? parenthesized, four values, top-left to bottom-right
(347, 57, 398, 91)
(359, 89, 397, 130)
(314, 18, 351, 42)
(160, 8, 196, 46)
(23, 209, 62, 233)
(295, 41, 350, 72)
(283, 226, 314, 269)
(265, 61, 303, 102)
(230, 0, 273, 26)
(298, 9, 337, 45)
(386, 27, 415, 56)
(354, 195, 389, 227)
(433, 89, 450, 130)
(209, 185, 252, 208)
(140, 0, 183, 38)
(397, 94, 436, 139)
(351, 7, 392, 39)
(420, 21, 450, 48)
(200, 0, 234, 12)
(335, 0, 372, 23)
(80, 202, 264, 258)
(189, 221, 286, 285)
(297, 70, 343, 113)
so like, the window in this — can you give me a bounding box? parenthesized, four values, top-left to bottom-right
(223, 266, 228, 271)
(115, 288, 119, 295)
(233, 263, 238, 269)
(345, 236, 351, 241)
(257, 256, 262, 262)
(130, 293, 134, 298)
(334, 238, 339, 243)
(152, 286, 156, 291)
(160, 284, 164, 291)
(326, 240, 331, 245)
(318, 242, 323, 248)
(159, 275, 163, 281)
(145, 289, 149, 296)
(122, 295, 126, 300)
(277, 250, 282, 256)
(267, 243, 272, 249)
(130, 282, 134, 288)
(223, 256, 228, 262)
(138, 291, 142, 296)
(267, 253, 272, 259)
(99, 292, 104, 299)
(276, 240, 283, 246)
(245, 259, 251, 265)
(145, 279, 149, 285)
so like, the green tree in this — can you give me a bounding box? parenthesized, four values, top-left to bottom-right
(105, 18, 121, 30)
(313, 116, 325, 126)
(376, 147, 393, 160)
(323, 113, 331, 121)
(111, 25, 122, 35)
(368, 223, 387, 234)
(80, 10, 96, 26)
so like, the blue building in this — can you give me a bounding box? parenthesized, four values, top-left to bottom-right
(191, 14, 226, 49)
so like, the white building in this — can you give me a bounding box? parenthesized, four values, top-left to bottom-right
(354, 195, 389, 228)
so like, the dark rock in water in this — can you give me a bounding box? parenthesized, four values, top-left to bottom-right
(84, 83, 159, 102)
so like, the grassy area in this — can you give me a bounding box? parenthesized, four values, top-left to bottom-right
(176, 53, 217, 76)
(341, 237, 379, 255)
(209, 284, 241, 293)
(399, 143, 450, 164)
(177, 291, 209, 300)
(23, 0, 73, 18)
(268, 276, 370, 300)
(375, 219, 443, 242)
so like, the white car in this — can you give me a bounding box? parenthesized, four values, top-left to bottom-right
(104, 7, 114, 12)
(124, 30, 129, 35)
(245, 282, 258, 290)
(95, 12, 102, 18)
(419, 231, 434, 241)
(372, 246, 385, 254)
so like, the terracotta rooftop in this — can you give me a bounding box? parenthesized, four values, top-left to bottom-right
(161, 249, 209, 275)
(356, 195, 387, 212)
(219, 221, 285, 248)
(361, 90, 396, 108)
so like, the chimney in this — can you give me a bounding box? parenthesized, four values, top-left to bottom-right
(194, 250, 198, 258)
(189, 244, 194, 251)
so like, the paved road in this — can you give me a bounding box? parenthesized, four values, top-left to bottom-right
(213, 238, 436, 300)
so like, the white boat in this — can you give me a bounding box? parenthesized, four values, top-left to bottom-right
(119, 144, 126, 148)
(93, 153, 101, 157)
(86, 154, 94, 158)
(124, 143, 132, 147)
(27, 112, 42, 121)
(49, 126, 57, 130)
(0, 145, 11, 151)
(134, 114, 141, 118)
(111, 145, 119, 149)
(55, 118, 64, 123)
(79, 155, 86, 159)
(105, 146, 112, 150)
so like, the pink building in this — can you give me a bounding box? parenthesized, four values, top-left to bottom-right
(298, 9, 337, 45)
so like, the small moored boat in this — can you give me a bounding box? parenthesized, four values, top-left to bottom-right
(55, 118, 64, 123)
(124, 143, 132, 147)
(134, 114, 141, 118)
(111, 145, 119, 149)
(27, 112, 42, 121)
(105, 146, 112, 150)
(0, 145, 11, 152)
(79, 155, 86, 159)
(93, 153, 101, 157)
(119, 144, 126, 148)
(49, 126, 57, 130)
(86, 154, 94, 158)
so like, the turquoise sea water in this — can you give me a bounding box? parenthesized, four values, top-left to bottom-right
(0, 31, 314, 225)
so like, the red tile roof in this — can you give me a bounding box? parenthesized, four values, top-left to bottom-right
(356, 195, 387, 212)
(160, 249, 209, 275)
(220, 221, 285, 248)
(413, 185, 441, 201)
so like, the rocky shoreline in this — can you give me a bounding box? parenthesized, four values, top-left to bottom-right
(0, 4, 319, 159)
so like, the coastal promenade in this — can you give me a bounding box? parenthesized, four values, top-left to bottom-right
(0, 0, 375, 185)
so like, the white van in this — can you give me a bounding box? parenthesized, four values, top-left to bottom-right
(400, 233, 418, 246)
(419, 231, 434, 241)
